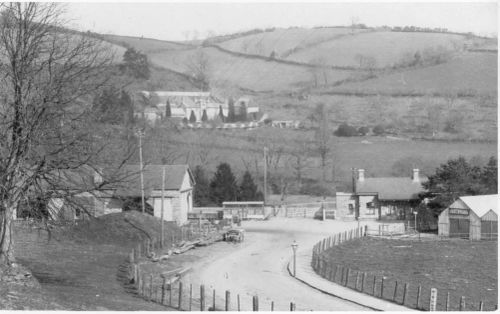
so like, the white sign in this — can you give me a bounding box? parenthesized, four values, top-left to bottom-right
(429, 288, 438, 311)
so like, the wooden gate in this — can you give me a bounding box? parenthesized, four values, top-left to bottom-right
(481, 221, 498, 240)
(449, 218, 470, 239)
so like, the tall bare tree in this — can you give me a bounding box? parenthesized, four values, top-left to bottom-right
(313, 103, 331, 183)
(186, 48, 211, 91)
(0, 3, 132, 268)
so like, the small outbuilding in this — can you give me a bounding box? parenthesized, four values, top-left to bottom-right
(438, 194, 498, 240)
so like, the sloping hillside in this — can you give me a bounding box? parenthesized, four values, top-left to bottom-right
(147, 46, 361, 91)
(102, 34, 193, 53)
(328, 51, 497, 96)
(217, 27, 369, 59)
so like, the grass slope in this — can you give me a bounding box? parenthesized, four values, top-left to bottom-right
(148, 47, 357, 91)
(287, 31, 467, 67)
(102, 34, 192, 53)
(328, 52, 497, 96)
(217, 27, 367, 59)
(323, 238, 497, 311)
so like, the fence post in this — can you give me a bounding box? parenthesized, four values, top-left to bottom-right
(344, 268, 350, 287)
(393, 281, 398, 301)
(360, 272, 365, 292)
(416, 285, 422, 309)
(178, 281, 183, 309)
(213, 289, 216, 311)
(332, 265, 338, 282)
(372, 275, 376, 296)
(290, 302, 296, 311)
(252, 296, 259, 311)
(169, 282, 173, 306)
(402, 283, 408, 306)
(225, 291, 230, 311)
(237, 294, 241, 311)
(200, 285, 206, 311)
(445, 292, 450, 311)
(161, 277, 167, 304)
(149, 274, 153, 300)
(271, 301, 274, 311)
(364, 225, 368, 236)
(189, 284, 193, 311)
(479, 301, 484, 311)
(459, 296, 465, 311)
(380, 277, 385, 299)
(355, 271, 360, 291)
(429, 288, 437, 311)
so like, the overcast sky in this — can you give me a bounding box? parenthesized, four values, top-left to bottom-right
(64, 2, 498, 41)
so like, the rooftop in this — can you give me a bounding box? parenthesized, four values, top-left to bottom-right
(356, 177, 427, 200)
(459, 194, 498, 217)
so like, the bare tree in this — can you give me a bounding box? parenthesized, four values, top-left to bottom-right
(309, 57, 329, 87)
(186, 48, 211, 91)
(313, 103, 331, 183)
(289, 141, 311, 190)
(0, 3, 133, 267)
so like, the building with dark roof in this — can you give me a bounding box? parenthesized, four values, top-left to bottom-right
(116, 164, 195, 225)
(336, 168, 427, 220)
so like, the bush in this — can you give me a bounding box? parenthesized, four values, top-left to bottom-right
(358, 126, 370, 136)
(334, 123, 359, 137)
(373, 124, 386, 135)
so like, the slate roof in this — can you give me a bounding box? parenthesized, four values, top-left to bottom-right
(459, 194, 498, 217)
(114, 164, 194, 198)
(356, 177, 427, 201)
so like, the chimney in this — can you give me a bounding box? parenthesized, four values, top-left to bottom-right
(358, 169, 365, 182)
(412, 169, 420, 182)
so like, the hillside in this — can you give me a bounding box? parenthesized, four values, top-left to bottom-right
(102, 34, 193, 53)
(285, 31, 467, 68)
(217, 27, 369, 59)
(327, 51, 497, 96)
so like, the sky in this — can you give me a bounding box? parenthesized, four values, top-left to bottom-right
(64, 2, 498, 41)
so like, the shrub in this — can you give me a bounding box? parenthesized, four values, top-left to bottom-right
(358, 126, 370, 136)
(334, 123, 358, 137)
(373, 124, 385, 135)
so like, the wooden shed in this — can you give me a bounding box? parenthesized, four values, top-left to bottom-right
(438, 194, 498, 240)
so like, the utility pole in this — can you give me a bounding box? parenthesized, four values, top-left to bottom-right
(263, 147, 268, 205)
(136, 129, 146, 214)
(161, 166, 165, 248)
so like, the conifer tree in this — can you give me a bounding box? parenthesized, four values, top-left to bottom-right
(165, 99, 171, 118)
(209, 163, 238, 205)
(238, 171, 261, 201)
(218, 105, 225, 122)
(201, 109, 208, 122)
(189, 110, 197, 123)
(227, 98, 236, 123)
(193, 166, 211, 206)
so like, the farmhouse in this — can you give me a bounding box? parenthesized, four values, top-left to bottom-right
(438, 194, 498, 240)
(138, 91, 259, 123)
(115, 164, 195, 225)
(336, 168, 426, 220)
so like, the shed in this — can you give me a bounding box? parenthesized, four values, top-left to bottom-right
(438, 194, 498, 240)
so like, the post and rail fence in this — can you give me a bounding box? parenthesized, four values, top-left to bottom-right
(310, 225, 497, 311)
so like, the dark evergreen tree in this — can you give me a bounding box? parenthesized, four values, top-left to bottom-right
(193, 166, 212, 206)
(201, 109, 208, 122)
(238, 171, 261, 201)
(92, 86, 126, 124)
(189, 110, 197, 123)
(423, 156, 483, 211)
(480, 157, 498, 194)
(239, 103, 247, 122)
(227, 98, 236, 123)
(165, 99, 172, 118)
(218, 105, 225, 122)
(209, 163, 238, 205)
(119, 90, 134, 125)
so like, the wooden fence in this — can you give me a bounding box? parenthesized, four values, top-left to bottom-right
(125, 237, 298, 311)
(311, 226, 497, 311)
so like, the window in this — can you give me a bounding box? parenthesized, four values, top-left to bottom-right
(348, 203, 354, 215)
(366, 202, 375, 215)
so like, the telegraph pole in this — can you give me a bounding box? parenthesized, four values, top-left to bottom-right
(136, 129, 146, 214)
(263, 147, 268, 205)
(161, 166, 165, 248)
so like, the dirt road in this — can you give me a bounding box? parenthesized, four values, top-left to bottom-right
(187, 218, 380, 311)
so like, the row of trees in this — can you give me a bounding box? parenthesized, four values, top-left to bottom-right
(193, 163, 263, 207)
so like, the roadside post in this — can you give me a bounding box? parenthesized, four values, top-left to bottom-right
(291, 240, 298, 277)
(429, 288, 438, 311)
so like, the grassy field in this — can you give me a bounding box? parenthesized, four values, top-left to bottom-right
(11, 212, 182, 310)
(322, 238, 497, 311)
(217, 27, 367, 58)
(139, 124, 497, 194)
(147, 47, 358, 91)
(286, 31, 467, 68)
(328, 52, 497, 96)
(103, 34, 192, 53)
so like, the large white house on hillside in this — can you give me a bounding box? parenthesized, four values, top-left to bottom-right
(137, 91, 259, 123)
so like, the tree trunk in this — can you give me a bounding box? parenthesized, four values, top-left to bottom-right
(0, 204, 15, 267)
